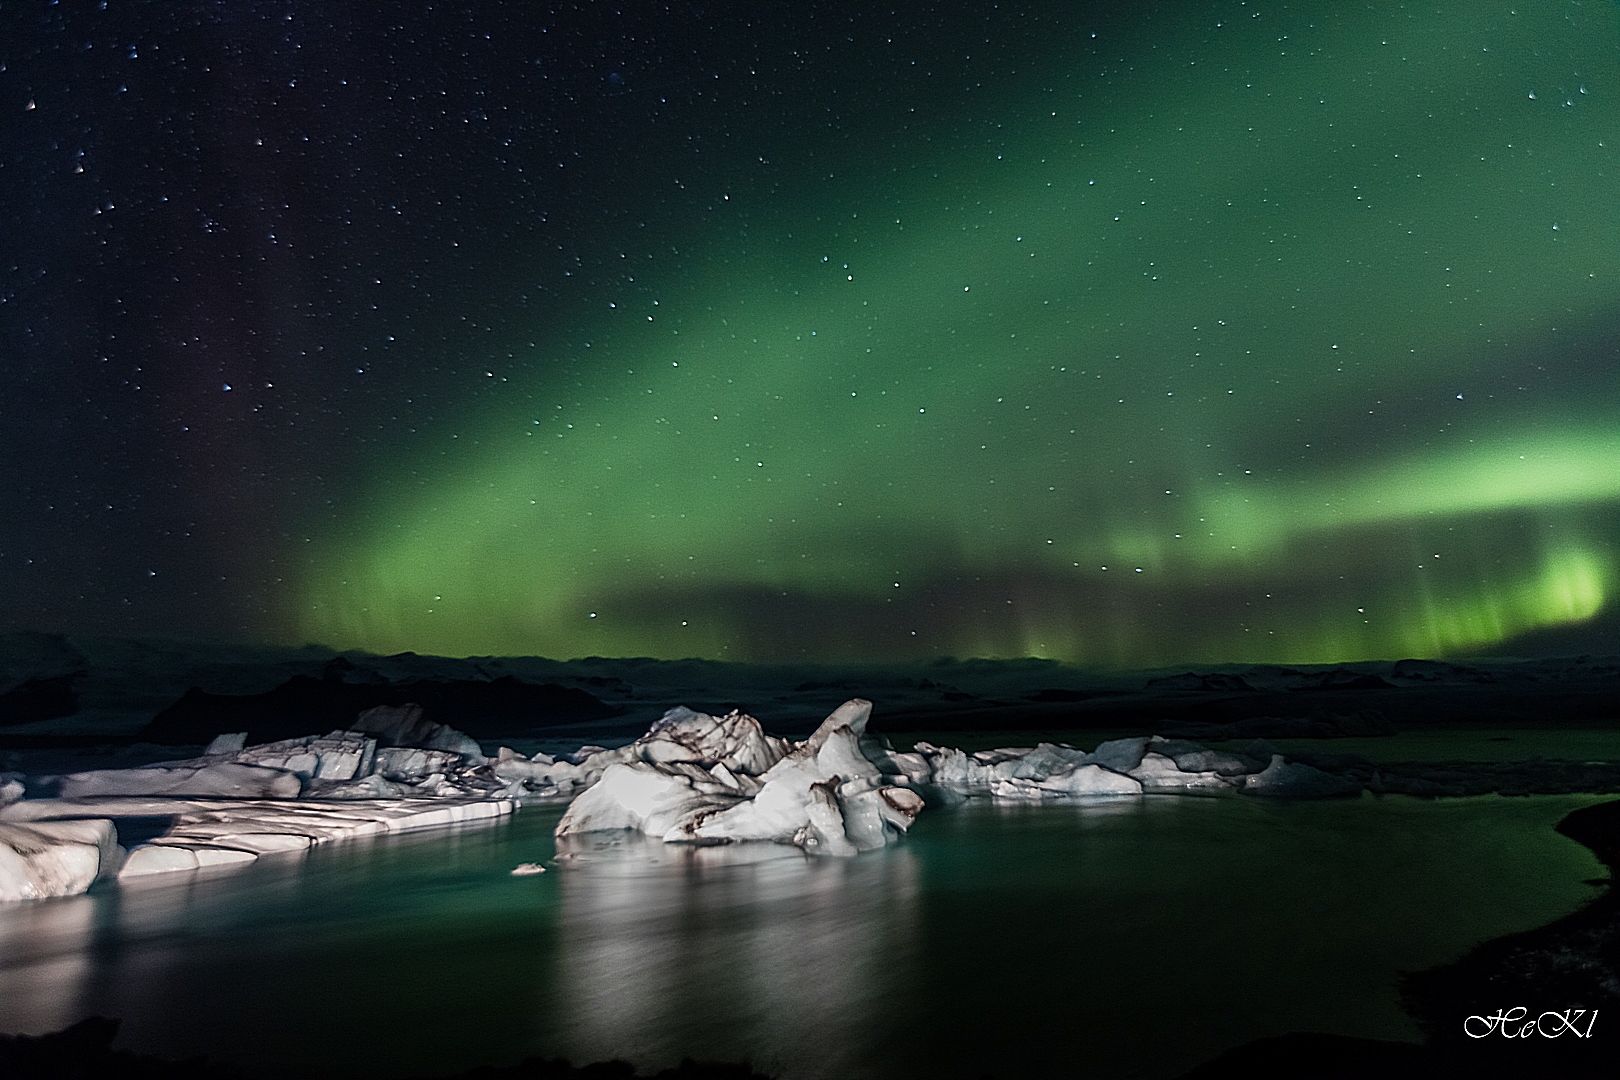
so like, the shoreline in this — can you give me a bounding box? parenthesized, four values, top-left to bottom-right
(1178, 796, 1619, 1079)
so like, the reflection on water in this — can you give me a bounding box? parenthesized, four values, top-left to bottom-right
(0, 795, 1608, 1080)
(0, 887, 96, 1034)
(553, 836, 919, 1078)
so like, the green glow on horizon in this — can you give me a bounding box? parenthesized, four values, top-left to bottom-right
(294, 1, 1620, 665)
(1189, 433, 1620, 564)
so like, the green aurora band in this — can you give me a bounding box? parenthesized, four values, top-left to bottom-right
(297, 1, 1620, 665)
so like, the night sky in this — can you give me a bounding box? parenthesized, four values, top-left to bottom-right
(3, 1, 1618, 666)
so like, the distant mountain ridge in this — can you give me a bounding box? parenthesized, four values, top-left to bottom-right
(1, 632, 1618, 746)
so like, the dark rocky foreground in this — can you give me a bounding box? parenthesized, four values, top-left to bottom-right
(0, 1017, 772, 1080)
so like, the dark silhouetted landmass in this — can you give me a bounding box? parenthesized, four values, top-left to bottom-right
(141, 662, 620, 744)
(0, 675, 81, 726)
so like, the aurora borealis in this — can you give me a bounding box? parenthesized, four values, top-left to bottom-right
(6, 1, 1620, 665)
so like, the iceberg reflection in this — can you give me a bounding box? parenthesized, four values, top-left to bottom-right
(552, 834, 920, 1079)
(0, 892, 95, 1035)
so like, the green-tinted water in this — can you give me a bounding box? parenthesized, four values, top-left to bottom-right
(0, 795, 1607, 1079)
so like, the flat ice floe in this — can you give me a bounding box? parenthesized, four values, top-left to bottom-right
(0, 704, 524, 900)
(1, 796, 510, 881)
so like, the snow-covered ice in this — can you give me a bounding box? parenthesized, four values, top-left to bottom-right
(55, 760, 305, 799)
(46, 717, 516, 804)
(901, 734, 1263, 800)
(0, 818, 122, 901)
(0, 795, 512, 881)
(2, 710, 522, 898)
(556, 699, 924, 856)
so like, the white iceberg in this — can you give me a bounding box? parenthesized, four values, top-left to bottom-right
(236, 730, 377, 782)
(555, 699, 924, 856)
(203, 732, 247, 755)
(0, 707, 527, 898)
(353, 704, 487, 765)
(372, 746, 465, 782)
(1128, 751, 1238, 793)
(489, 747, 587, 799)
(988, 763, 1145, 799)
(47, 715, 512, 804)
(0, 818, 122, 901)
(904, 733, 1256, 800)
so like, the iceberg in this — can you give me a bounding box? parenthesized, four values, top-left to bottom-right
(1, 709, 524, 896)
(488, 747, 588, 799)
(55, 761, 303, 799)
(1242, 754, 1363, 798)
(351, 703, 488, 765)
(908, 736, 1202, 797)
(894, 734, 1305, 800)
(0, 818, 122, 901)
(0, 687, 1370, 902)
(555, 699, 924, 856)
(1129, 752, 1238, 793)
(45, 715, 516, 804)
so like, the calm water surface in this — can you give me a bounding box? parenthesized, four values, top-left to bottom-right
(0, 794, 1607, 1080)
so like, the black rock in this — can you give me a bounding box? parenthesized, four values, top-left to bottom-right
(0, 1016, 241, 1079)
(420, 1056, 773, 1080)
(0, 1018, 770, 1080)
(1176, 1028, 1604, 1079)
(1176, 1032, 1429, 1079)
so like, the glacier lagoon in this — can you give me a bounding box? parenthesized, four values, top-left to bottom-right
(0, 793, 1605, 1080)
